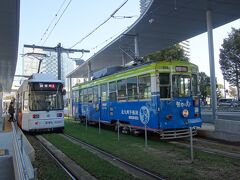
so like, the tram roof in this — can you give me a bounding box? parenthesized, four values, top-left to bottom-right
(67, 0, 240, 79)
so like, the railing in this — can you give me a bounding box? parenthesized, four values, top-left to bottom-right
(12, 122, 34, 180)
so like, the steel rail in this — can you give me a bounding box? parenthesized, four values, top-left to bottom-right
(170, 138, 240, 160)
(35, 136, 77, 180)
(63, 133, 165, 180)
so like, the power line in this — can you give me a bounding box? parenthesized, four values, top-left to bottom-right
(38, 0, 68, 45)
(90, 29, 128, 52)
(42, 0, 72, 45)
(70, 0, 129, 49)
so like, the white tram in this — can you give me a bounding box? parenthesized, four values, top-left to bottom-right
(16, 73, 65, 132)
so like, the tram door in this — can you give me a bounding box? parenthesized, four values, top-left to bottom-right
(99, 84, 108, 121)
(91, 86, 100, 121)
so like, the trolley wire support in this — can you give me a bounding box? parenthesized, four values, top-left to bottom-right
(24, 44, 90, 80)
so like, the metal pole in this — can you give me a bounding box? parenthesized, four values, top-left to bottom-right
(99, 97, 101, 134)
(144, 124, 148, 148)
(206, 10, 217, 122)
(57, 43, 62, 80)
(117, 120, 120, 141)
(189, 127, 194, 162)
(98, 116, 101, 134)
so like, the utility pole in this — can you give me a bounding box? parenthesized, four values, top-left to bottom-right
(24, 43, 90, 80)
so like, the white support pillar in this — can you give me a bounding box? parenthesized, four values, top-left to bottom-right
(134, 35, 139, 58)
(122, 53, 126, 67)
(206, 10, 217, 121)
(69, 77, 73, 117)
(0, 92, 2, 118)
(87, 62, 91, 81)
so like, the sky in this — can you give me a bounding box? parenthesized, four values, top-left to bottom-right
(17, 0, 240, 87)
(189, 19, 240, 86)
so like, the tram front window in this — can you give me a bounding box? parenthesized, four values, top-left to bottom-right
(191, 74, 198, 96)
(172, 75, 191, 97)
(29, 91, 64, 111)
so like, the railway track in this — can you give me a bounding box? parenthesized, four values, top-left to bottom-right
(169, 137, 240, 160)
(35, 135, 97, 180)
(62, 133, 165, 180)
(35, 135, 77, 180)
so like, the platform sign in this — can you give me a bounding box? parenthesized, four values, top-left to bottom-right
(139, 106, 150, 125)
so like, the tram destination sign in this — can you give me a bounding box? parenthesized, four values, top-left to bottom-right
(175, 66, 188, 72)
(30, 82, 62, 91)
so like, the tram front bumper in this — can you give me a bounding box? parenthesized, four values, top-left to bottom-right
(187, 117, 202, 127)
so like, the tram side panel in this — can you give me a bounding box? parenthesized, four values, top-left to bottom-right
(159, 98, 202, 130)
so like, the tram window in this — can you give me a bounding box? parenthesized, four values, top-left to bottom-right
(127, 77, 138, 100)
(88, 87, 93, 103)
(19, 93, 23, 110)
(109, 81, 117, 101)
(101, 84, 107, 102)
(83, 89, 88, 103)
(192, 74, 198, 96)
(117, 79, 127, 101)
(93, 86, 98, 103)
(159, 73, 171, 98)
(138, 74, 151, 99)
(23, 91, 29, 110)
(172, 75, 191, 97)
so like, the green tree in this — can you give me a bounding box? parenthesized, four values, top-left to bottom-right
(144, 44, 189, 61)
(219, 28, 240, 100)
(199, 72, 210, 103)
(229, 86, 237, 98)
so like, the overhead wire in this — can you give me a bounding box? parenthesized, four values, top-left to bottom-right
(42, 0, 73, 45)
(90, 31, 123, 51)
(70, 0, 129, 49)
(89, 20, 138, 52)
(38, 0, 68, 45)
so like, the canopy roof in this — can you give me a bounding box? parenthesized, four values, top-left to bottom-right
(0, 0, 20, 91)
(67, 0, 240, 78)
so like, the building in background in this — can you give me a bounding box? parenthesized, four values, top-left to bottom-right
(22, 47, 76, 85)
(179, 40, 190, 58)
(140, 0, 151, 14)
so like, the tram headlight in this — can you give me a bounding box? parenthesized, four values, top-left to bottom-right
(57, 113, 62, 117)
(32, 114, 40, 118)
(182, 109, 189, 118)
(165, 114, 173, 120)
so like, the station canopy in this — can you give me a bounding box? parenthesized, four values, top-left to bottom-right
(0, 0, 20, 92)
(67, 0, 240, 79)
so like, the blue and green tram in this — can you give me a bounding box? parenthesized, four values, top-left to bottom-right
(72, 60, 202, 139)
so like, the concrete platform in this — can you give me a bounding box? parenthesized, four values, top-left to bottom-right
(198, 121, 240, 143)
(0, 117, 14, 180)
(0, 116, 35, 179)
